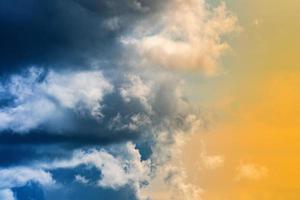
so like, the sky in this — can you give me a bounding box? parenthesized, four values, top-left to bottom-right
(180, 0, 300, 200)
(0, 0, 299, 200)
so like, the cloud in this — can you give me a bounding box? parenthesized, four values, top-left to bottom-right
(34, 142, 150, 199)
(121, 0, 239, 74)
(235, 162, 269, 181)
(120, 74, 152, 112)
(0, 0, 238, 74)
(0, 167, 54, 189)
(148, 118, 204, 200)
(0, 67, 197, 147)
(0, 67, 112, 133)
(74, 175, 89, 185)
(0, 0, 239, 199)
(42, 69, 113, 118)
(198, 141, 225, 170)
(0, 68, 201, 200)
(0, 167, 54, 199)
(164, 166, 203, 200)
(0, 189, 15, 200)
(0, 0, 166, 72)
(201, 154, 225, 170)
(0, 142, 150, 199)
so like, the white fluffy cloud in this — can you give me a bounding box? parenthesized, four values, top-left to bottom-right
(0, 143, 150, 199)
(0, 67, 113, 132)
(42, 70, 113, 118)
(37, 142, 151, 198)
(0, 167, 54, 189)
(0, 167, 54, 199)
(121, 0, 239, 74)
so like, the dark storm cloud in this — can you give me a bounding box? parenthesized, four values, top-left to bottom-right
(0, 126, 141, 166)
(0, 130, 138, 146)
(0, 0, 165, 73)
(0, 145, 70, 167)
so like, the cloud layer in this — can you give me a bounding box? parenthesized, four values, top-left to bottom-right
(0, 66, 199, 199)
(0, 0, 238, 199)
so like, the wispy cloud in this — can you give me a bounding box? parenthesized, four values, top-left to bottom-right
(74, 175, 89, 185)
(235, 162, 269, 181)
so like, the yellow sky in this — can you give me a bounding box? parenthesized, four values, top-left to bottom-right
(142, 1, 300, 199)
(184, 72, 300, 200)
(182, 0, 300, 199)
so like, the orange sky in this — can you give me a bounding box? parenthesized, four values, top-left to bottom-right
(184, 71, 300, 200)
(181, 0, 300, 199)
(143, 0, 300, 199)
